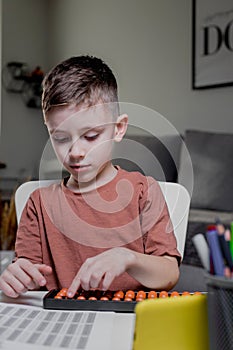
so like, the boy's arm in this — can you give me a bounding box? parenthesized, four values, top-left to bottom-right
(0, 192, 52, 298)
(137, 177, 181, 289)
(126, 251, 179, 290)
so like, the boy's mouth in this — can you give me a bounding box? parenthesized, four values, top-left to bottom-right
(70, 164, 90, 172)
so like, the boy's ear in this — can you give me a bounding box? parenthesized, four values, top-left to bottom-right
(114, 114, 128, 142)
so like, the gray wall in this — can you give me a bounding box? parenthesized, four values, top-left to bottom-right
(0, 0, 50, 180)
(1, 0, 233, 181)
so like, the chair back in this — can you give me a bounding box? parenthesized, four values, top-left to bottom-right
(158, 182, 190, 259)
(15, 180, 59, 223)
(15, 180, 190, 258)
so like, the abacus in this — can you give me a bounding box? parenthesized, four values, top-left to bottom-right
(43, 288, 202, 313)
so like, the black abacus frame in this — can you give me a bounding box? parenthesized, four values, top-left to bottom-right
(43, 289, 137, 313)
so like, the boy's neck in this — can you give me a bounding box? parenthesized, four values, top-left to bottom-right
(66, 162, 118, 193)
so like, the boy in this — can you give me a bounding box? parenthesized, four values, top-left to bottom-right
(0, 56, 180, 298)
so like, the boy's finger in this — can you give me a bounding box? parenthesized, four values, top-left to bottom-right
(6, 265, 37, 290)
(36, 264, 53, 275)
(0, 280, 20, 298)
(67, 276, 81, 298)
(19, 260, 48, 286)
(0, 273, 28, 296)
(102, 271, 114, 291)
(34, 264, 53, 286)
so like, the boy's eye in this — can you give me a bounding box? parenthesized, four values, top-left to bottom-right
(84, 133, 100, 141)
(52, 135, 70, 143)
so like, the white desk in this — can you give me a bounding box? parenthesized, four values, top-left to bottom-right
(0, 291, 135, 350)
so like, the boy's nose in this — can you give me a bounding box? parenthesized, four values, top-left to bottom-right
(69, 139, 86, 159)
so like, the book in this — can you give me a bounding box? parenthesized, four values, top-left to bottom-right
(206, 229, 225, 276)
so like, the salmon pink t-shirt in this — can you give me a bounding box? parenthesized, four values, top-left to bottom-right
(15, 168, 181, 291)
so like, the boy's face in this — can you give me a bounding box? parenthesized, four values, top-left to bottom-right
(45, 104, 128, 189)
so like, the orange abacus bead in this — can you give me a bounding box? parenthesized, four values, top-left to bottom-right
(88, 296, 97, 300)
(170, 291, 180, 298)
(182, 291, 190, 296)
(114, 290, 124, 299)
(103, 291, 113, 299)
(100, 296, 109, 301)
(57, 292, 64, 297)
(58, 288, 68, 296)
(124, 297, 132, 302)
(112, 297, 121, 301)
(137, 290, 146, 299)
(193, 291, 202, 295)
(54, 295, 62, 299)
(159, 291, 168, 298)
(148, 291, 157, 299)
(77, 295, 86, 300)
(136, 297, 144, 302)
(125, 290, 135, 299)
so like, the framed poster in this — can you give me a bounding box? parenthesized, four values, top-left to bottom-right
(192, 0, 233, 89)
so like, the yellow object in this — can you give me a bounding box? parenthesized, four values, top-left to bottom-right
(133, 294, 209, 350)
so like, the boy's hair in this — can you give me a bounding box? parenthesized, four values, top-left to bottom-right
(42, 55, 119, 114)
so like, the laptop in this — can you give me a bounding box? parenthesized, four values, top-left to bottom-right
(0, 302, 135, 350)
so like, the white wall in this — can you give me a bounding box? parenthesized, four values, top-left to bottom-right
(1, 0, 233, 180)
(47, 0, 233, 135)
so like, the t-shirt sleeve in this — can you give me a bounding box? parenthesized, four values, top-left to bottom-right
(140, 177, 181, 264)
(15, 192, 43, 264)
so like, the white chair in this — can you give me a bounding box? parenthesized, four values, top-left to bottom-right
(15, 180, 190, 259)
(15, 180, 60, 223)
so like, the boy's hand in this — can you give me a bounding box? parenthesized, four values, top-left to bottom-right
(0, 258, 52, 298)
(67, 247, 135, 298)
